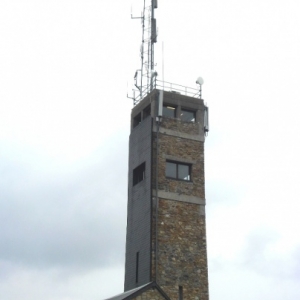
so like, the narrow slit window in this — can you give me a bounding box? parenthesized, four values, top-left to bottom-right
(136, 252, 139, 283)
(133, 162, 146, 186)
(179, 286, 183, 300)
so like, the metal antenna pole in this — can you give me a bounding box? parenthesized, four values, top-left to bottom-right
(200, 84, 202, 99)
(151, 0, 155, 72)
(130, 0, 157, 104)
(150, 0, 157, 92)
(140, 0, 146, 99)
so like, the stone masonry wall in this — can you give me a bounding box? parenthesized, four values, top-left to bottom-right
(160, 117, 199, 135)
(152, 132, 205, 198)
(156, 199, 208, 300)
(132, 288, 166, 300)
(151, 115, 208, 300)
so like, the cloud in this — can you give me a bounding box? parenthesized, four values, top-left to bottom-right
(0, 133, 128, 271)
(0, 263, 124, 300)
(239, 228, 300, 280)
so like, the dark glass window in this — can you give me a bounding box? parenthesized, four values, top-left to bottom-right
(181, 109, 196, 122)
(133, 162, 145, 186)
(166, 161, 176, 178)
(133, 113, 142, 128)
(163, 105, 176, 118)
(178, 164, 190, 180)
(179, 286, 183, 300)
(166, 161, 191, 181)
(143, 105, 151, 119)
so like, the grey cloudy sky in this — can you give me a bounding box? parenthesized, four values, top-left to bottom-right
(1, 0, 300, 299)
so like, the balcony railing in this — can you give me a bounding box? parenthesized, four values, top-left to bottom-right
(133, 79, 201, 105)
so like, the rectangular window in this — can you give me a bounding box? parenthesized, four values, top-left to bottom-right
(136, 252, 139, 283)
(132, 105, 151, 129)
(181, 109, 196, 122)
(133, 162, 145, 186)
(166, 161, 191, 181)
(163, 105, 176, 118)
(133, 113, 142, 128)
(143, 105, 151, 119)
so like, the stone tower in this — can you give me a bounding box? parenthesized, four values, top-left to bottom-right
(124, 87, 209, 300)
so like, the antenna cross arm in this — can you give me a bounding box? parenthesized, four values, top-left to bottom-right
(131, 14, 143, 20)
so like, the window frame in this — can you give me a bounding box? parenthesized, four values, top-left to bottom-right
(143, 105, 151, 119)
(132, 105, 151, 129)
(165, 160, 192, 182)
(163, 105, 177, 118)
(133, 162, 146, 186)
(133, 112, 142, 128)
(180, 108, 196, 123)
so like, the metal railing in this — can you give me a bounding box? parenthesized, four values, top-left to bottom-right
(155, 79, 200, 98)
(132, 79, 201, 105)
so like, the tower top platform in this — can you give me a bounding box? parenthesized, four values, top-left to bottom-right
(133, 79, 202, 106)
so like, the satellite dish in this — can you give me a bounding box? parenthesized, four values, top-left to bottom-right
(196, 77, 204, 85)
(151, 70, 158, 78)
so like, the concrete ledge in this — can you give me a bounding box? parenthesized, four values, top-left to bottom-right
(159, 127, 204, 142)
(164, 154, 196, 164)
(153, 190, 205, 205)
(199, 205, 206, 216)
(152, 124, 205, 142)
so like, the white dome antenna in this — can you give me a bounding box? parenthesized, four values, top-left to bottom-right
(196, 77, 204, 85)
(196, 76, 204, 99)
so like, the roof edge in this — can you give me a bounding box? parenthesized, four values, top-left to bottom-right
(104, 281, 171, 300)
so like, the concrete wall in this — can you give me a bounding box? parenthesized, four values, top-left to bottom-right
(132, 288, 167, 300)
(124, 115, 153, 291)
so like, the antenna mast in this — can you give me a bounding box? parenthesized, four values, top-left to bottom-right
(129, 0, 157, 105)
